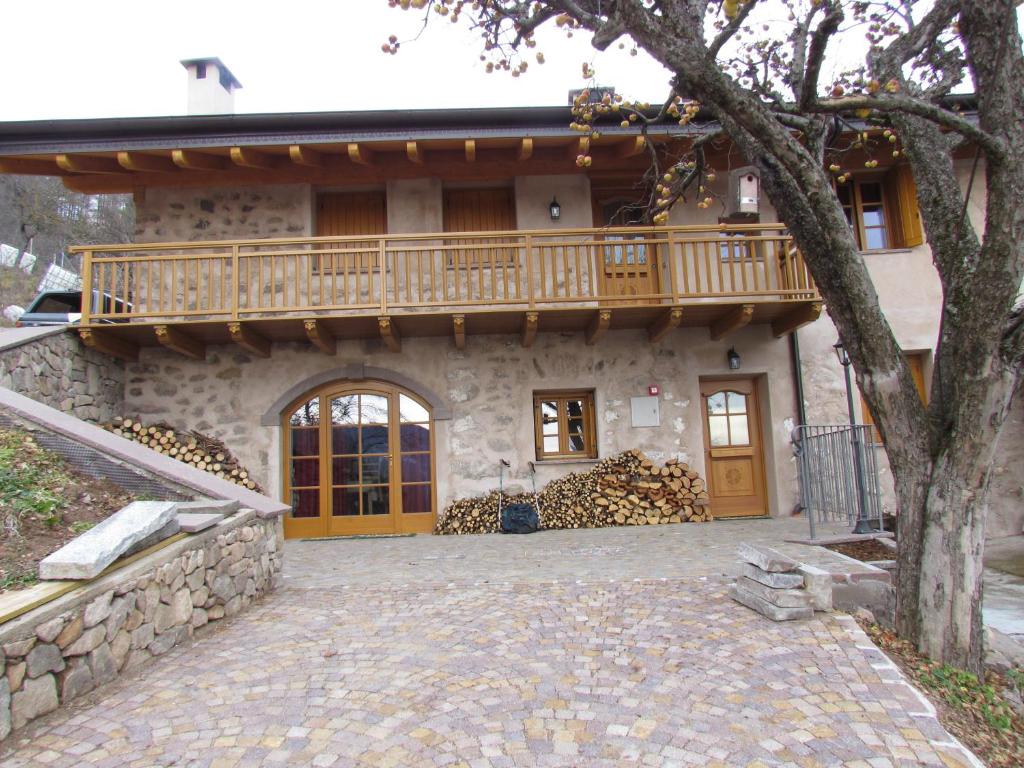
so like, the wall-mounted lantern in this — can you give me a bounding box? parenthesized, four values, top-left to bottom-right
(727, 347, 741, 370)
(549, 197, 561, 221)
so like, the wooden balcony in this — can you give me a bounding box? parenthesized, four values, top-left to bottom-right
(71, 224, 821, 360)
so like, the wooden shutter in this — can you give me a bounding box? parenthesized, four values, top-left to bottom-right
(861, 352, 928, 441)
(443, 188, 516, 265)
(316, 192, 386, 270)
(883, 165, 924, 248)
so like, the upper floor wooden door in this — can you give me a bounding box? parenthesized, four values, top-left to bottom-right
(316, 192, 386, 271)
(700, 378, 768, 518)
(592, 195, 660, 305)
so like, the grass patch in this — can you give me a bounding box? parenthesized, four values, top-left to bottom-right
(0, 428, 136, 592)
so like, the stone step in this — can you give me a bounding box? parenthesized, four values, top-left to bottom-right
(736, 575, 811, 608)
(176, 499, 240, 516)
(740, 562, 804, 589)
(796, 564, 833, 611)
(39, 501, 179, 580)
(729, 584, 814, 621)
(177, 512, 224, 533)
(737, 543, 799, 573)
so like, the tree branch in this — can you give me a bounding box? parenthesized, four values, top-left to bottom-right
(810, 95, 1005, 158)
(799, 4, 844, 111)
(709, 0, 761, 58)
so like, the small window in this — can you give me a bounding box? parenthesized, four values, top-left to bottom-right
(533, 390, 597, 460)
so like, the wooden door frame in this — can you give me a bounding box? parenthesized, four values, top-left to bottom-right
(698, 375, 769, 518)
(281, 380, 437, 539)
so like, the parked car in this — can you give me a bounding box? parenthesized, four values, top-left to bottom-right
(16, 290, 130, 327)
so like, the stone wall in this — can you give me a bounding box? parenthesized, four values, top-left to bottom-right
(0, 327, 124, 423)
(134, 184, 312, 243)
(123, 324, 801, 519)
(0, 510, 283, 741)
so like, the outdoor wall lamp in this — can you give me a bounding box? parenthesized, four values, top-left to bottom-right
(834, 338, 874, 534)
(727, 348, 741, 370)
(549, 197, 561, 221)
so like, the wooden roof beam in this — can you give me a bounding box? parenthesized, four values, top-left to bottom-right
(464, 140, 476, 163)
(518, 137, 534, 161)
(347, 143, 374, 165)
(289, 145, 325, 167)
(521, 311, 539, 348)
(227, 322, 271, 357)
(303, 320, 336, 355)
(452, 315, 466, 350)
(615, 135, 646, 159)
(585, 310, 611, 346)
(56, 154, 123, 175)
(154, 325, 206, 360)
(406, 141, 423, 164)
(771, 301, 822, 337)
(710, 304, 754, 341)
(648, 307, 683, 343)
(568, 136, 590, 162)
(78, 328, 138, 361)
(117, 152, 178, 174)
(378, 316, 401, 352)
(230, 146, 275, 170)
(0, 157, 63, 175)
(172, 150, 228, 171)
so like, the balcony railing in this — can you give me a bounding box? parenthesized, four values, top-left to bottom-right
(73, 224, 817, 325)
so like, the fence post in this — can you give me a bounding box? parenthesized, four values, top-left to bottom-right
(231, 245, 240, 321)
(79, 251, 94, 324)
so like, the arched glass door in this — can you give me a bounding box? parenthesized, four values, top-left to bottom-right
(283, 382, 435, 538)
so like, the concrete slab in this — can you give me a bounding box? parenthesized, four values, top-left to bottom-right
(735, 575, 811, 608)
(123, 518, 181, 558)
(39, 502, 179, 580)
(729, 583, 814, 620)
(737, 542, 799, 572)
(177, 512, 224, 533)
(739, 562, 804, 589)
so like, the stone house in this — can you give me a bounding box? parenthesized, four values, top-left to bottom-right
(0, 59, 1020, 540)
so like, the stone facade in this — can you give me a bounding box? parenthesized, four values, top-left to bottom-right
(0, 327, 124, 423)
(0, 509, 283, 741)
(124, 324, 800, 519)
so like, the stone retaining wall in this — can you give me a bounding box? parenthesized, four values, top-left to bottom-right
(0, 327, 124, 423)
(0, 509, 283, 741)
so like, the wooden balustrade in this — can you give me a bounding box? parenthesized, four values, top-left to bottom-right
(73, 224, 817, 325)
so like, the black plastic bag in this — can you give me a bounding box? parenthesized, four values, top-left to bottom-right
(500, 503, 539, 534)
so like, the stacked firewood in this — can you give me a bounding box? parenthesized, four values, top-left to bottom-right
(102, 417, 263, 493)
(437, 449, 711, 535)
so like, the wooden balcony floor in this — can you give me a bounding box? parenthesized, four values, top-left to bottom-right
(78, 298, 822, 360)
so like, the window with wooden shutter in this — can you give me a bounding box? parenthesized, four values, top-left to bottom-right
(315, 192, 387, 272)
(861, 352, 928, 443)
(443, 188, 517, 266)
(836, 165, 923, 250)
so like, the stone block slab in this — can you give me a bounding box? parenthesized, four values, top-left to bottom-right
(123, 519, 181, 558)
(39, 502, 179, 580)
(176, 499, 240, 515)
(729, 584, 814, 622)
(177, 512, 224, 533)
(737, 543, 799, 573)
(796, 564, 833, 611)
(736, 576, 811, 608)
(739, 562, 804, 589)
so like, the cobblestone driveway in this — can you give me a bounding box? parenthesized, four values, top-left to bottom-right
(2, 521, 980, 767)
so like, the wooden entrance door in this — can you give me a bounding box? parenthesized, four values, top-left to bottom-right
(283, 382, 435, 539)
(593, 196, 660, 305)
(443, 188, 517, 267)
(700, 378, 768, 517)
(316, 192, 386, 273)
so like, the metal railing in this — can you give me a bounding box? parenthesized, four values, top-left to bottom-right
(792, 424, 884, 539)
(69, 224, 818, 324)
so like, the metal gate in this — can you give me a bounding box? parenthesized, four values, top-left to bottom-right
(792, 424, 884, 539)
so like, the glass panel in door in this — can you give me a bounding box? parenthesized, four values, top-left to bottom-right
(330, 393, 393, 528)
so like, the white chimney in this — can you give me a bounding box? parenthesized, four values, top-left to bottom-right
(180, 57, 242, 115)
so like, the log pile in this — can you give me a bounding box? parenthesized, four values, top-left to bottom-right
(101, 417, 264, 493)
(437, 449, 711, 535)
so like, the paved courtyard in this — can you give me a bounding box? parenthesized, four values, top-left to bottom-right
(2, 519, 980, 767)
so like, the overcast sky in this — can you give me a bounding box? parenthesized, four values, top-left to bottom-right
(0, 0, 676, 120)
(2, 2, 1016, 122)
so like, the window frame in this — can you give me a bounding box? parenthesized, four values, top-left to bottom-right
(837, 176, 892, 252)
(532, 389, 598, 460)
